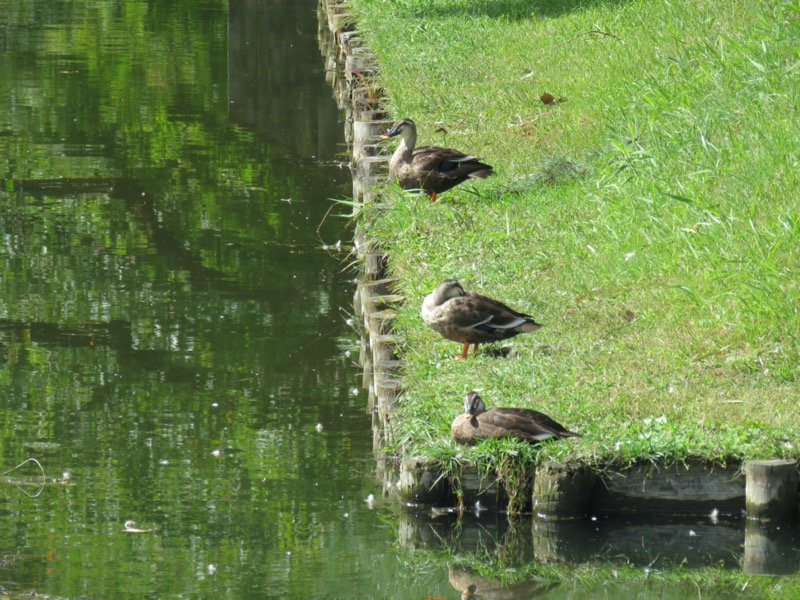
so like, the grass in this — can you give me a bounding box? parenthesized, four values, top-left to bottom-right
(349, 0, 800, 483)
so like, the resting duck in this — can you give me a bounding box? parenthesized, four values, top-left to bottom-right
(380, 119, 494, 202)
(421, 279, 541, 359)
(451, 392, 580, 445)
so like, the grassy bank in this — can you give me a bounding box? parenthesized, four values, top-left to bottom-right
(351, 0, 800, 470)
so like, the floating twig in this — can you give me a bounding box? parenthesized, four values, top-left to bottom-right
(1, 458, 46, 498)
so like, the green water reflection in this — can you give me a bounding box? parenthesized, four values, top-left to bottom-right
(0, 1, 449, 598)
(1, 0, 796, 598)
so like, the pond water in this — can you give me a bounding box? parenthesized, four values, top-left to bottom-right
(0, 1, 796, 599)
(0, 0, 428, 597)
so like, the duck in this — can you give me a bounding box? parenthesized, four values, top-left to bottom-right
(380, 119, 494, 202)
(451, 392, 580, 445)
(421, 279, 542, 359)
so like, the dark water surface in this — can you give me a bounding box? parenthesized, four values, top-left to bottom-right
(2, 1, 796, 599)
(0, 1, 445, 598)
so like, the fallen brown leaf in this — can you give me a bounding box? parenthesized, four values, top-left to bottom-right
(540, 92, 565, 105)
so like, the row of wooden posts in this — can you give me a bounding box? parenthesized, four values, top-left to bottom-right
(317, 0, 800, 527)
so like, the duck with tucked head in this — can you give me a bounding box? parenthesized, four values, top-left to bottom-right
(452, 392, 580, 445)
(421, 279, 542, 360)
(380, 119, 494, 202)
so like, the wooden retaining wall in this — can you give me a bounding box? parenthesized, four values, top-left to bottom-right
(317, 1, 400, 501)
(317, 0, 800, 529)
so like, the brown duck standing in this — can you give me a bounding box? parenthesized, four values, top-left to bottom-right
(451, 392, 580, 445)
(421, 279, 542, 359)
(380, 119, 494, 202)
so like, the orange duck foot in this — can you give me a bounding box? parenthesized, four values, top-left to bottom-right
(454, 343, 478, 360)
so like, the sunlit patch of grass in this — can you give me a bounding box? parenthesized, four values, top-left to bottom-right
(353, 0, 800, 480)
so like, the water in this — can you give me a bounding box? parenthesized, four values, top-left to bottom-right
(0, 1, 796, 598)
(0, 0, 433, 597)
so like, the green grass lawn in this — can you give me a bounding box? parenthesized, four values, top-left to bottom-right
(351, 0, 800, 470)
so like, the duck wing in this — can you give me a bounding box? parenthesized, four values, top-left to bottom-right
(412, 146, 494, 182)
(483, 407, 580, 440)
(446, 293, 540, 334)
(415, 145, 490, 170)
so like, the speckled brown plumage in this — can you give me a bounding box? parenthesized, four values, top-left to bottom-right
(421, 279, 541, 359)
(451, 392, 580, 445)
(381, 119, 493, 202)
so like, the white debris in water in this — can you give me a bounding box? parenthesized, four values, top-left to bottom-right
(315, 423, 324, 432)
(709, 508, 720, 524)
(122, 520, 153, 533)
(688, 530, 697, 537)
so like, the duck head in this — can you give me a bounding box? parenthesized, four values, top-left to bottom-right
(428, 279, 467, 306)
(464, 391, 488, 419)
(380, 118, 417, 145)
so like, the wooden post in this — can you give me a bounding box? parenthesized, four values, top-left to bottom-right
(353, 221, 367, 257)
(375, 374, 400, 414)
(352, 120, 393, 163)
(532, 461, 595, 519)
(399, 458, 449, 505)
(356, 155, 388, 182)
(745, 459, 798, 521)
(368, 308, 395, 337)
(364, 252, 388, 280)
